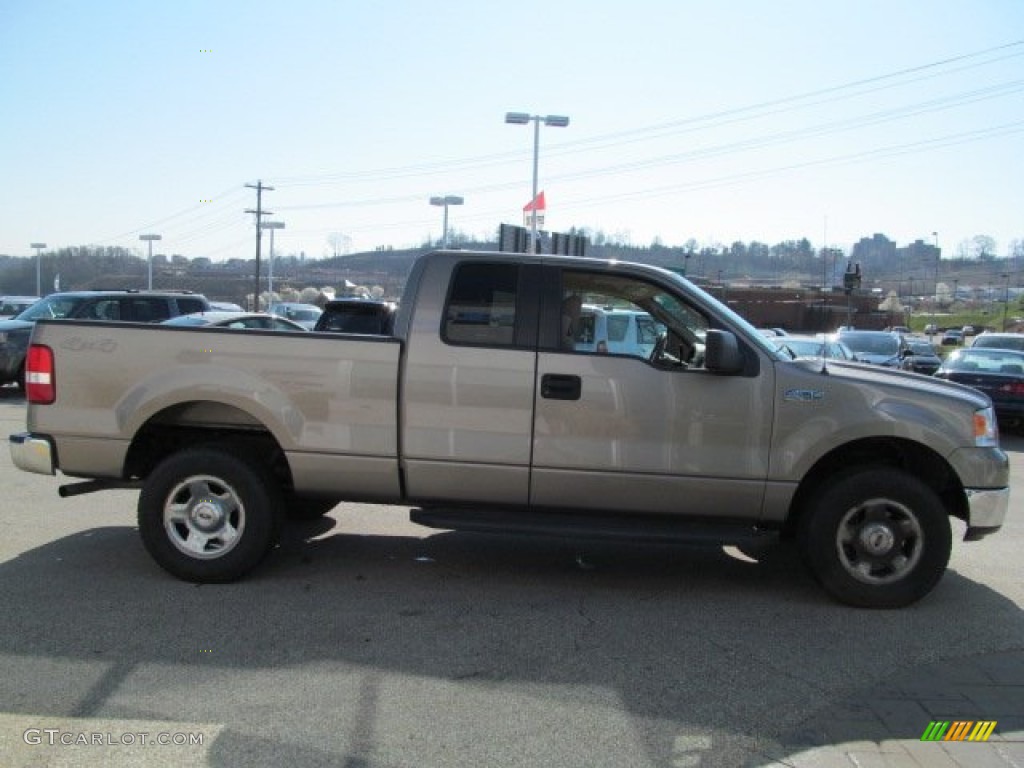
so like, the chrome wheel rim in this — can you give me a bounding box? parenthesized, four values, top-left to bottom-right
(836, 498, 923, 585)
(163, 474, 246, 560)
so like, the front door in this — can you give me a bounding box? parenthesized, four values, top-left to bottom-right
(530, 266, 774, 520)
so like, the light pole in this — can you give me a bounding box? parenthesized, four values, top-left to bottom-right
(139, 234, 161, 290)
(429, 196, 463, 249)
(932, 231, 940, 298)
(505, 111, 569, 254)
(30, 243, 46, 296)
(261, 221, 285, 298)
(1002, 272, 1011, 331)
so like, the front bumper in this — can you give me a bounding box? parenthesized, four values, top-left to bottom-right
(963, 486, 1009, 540)
(9, 433, 55, 475)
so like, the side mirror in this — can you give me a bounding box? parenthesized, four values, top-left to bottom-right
(704, 329, 744, 374)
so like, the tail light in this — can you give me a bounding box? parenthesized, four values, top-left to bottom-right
(25, 344, 55, 404)
(1000, 381, 1024, 396)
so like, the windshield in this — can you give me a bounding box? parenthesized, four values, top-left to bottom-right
(655, 271, 788, 359)
(907, 341, 936, 355)
(840, 332, 900, 356)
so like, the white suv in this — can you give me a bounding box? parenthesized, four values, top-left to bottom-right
(573, 305, 664, 358)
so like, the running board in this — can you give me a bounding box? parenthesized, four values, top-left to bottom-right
(410, 506, 771, 545)
(58, 479, 142, 498)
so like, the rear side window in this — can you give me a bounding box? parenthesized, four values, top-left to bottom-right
(444, 263, 518, 347)
(78, 299, 121, 320)
(177, 298, 207, 315)
(128, 299, 171, 322)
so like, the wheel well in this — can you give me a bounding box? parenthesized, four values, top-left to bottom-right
(123, 401, 295, 493)
(784, 437, 966, 537)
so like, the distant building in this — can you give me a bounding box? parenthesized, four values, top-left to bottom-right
(851, 234, 896, 274)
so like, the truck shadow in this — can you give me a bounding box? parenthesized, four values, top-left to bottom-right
(0, 514, 1021, 767)
(0, 384, 25, 401)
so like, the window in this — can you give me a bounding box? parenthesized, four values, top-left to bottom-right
(80, 299, 121, 320)
(561, 270, 701, 361)
(444, 263, 518, 346)
(129, 299, 170, 322)
(178, 298, 207, 315)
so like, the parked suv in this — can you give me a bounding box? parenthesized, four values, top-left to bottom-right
(573, 305, 665, 357)
(0, 290, 210, 389)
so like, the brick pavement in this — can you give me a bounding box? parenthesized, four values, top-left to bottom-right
(754, 649, 1024, 767)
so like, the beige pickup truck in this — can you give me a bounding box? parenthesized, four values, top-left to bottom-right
(9, 251, 1009, 607)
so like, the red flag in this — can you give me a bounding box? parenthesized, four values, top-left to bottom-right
(523, 191, 546, 212)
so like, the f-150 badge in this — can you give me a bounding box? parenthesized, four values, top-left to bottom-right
(784, 388, 824, 402)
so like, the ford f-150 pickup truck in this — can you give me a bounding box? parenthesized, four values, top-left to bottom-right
(9, 251, 1010, 607)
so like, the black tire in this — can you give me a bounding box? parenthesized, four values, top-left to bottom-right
(798, 467, 951, 608)
(285, 496, 338, 521)
(15, 362, 25, 392)
(138, 448, 282, 582)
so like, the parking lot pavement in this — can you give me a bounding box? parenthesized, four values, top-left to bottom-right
(0, 388, 1022, 768)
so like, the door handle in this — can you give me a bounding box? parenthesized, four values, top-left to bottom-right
(541, 373, 581, 401)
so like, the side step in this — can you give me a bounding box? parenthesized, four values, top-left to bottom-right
(410, 506, 772, 546)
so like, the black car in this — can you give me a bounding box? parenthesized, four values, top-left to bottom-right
(934, 348, 1024, 429)
(0, 290, 210, 389)
(900, 339, 942, 375)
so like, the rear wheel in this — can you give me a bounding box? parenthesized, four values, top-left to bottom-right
(799, 467, 951, 608)
(138, 448, 282, 582)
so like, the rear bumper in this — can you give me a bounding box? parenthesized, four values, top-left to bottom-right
(9, 433, 55, 475)
(963, 486, 1009, 540)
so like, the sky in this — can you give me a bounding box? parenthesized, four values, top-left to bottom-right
(1, 1, 1022, 264)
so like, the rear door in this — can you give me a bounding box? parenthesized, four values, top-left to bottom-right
(530, 264, 774, 520)
(401, 256, 542, 505)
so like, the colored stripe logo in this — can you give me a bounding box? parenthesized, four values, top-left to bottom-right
(921, 721, 997, 742)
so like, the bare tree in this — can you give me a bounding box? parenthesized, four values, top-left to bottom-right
(326, 232, 352, 258)
(971, 235, 997, 260)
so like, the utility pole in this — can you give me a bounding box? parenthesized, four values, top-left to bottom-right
(245, 180, 274, 310)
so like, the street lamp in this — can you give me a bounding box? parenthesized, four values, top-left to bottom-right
(429, 196, 463, 249)
(505, 111, 570, 254)
(261, 221, 285, 297)
(139, 234, 161, 290)
(30, 243, 46, 296)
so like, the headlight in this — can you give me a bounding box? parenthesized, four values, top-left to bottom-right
(974, 406, 998, 447)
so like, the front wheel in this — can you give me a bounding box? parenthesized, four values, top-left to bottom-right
(799, 467, 951, 608)
(138, 448, 282, 582)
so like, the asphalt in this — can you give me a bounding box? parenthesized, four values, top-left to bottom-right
(756, 648, 1024, 767)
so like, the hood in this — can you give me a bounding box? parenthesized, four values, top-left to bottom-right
(786, 357, 990, 410)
